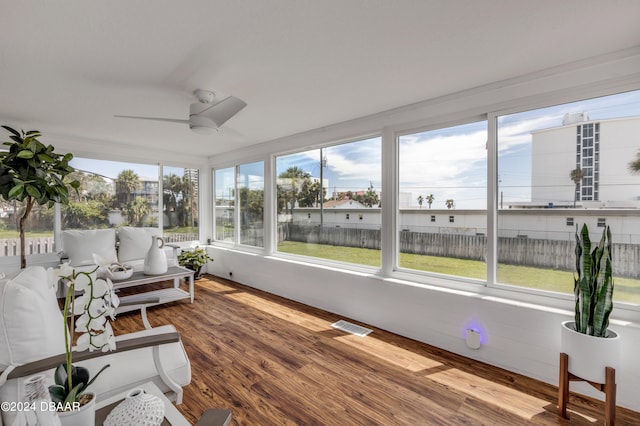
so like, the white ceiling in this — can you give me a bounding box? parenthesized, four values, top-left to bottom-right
(1, 1, 639, 160)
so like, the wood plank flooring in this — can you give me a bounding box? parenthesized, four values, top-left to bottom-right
(111, 275, 639, 425)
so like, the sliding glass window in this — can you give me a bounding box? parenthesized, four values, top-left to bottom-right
(398, 120, 488, 280)
(239, 161, 264, 247)
(214, 167, 236, 242)
(163, 166, 199, 242)
(496, 90, 640, 303)
(214, 161, 265, 246)
(276, 137, 382, 267)
(63, 158, 159, 230)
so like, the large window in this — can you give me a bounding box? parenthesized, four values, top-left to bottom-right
(398, 120, 487, 280)
(0, 199, 54, 257)
(163, 166, 199, 242)
(63, 158, 160, 230)
(276, 137, 382, 267)
(238, 162, 264, 247)
(214, 167, 236, 242)
(214, 162, 265, 246)
(496, 90, 640, 303)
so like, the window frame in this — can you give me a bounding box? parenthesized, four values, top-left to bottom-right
(212, 161, 266, 251)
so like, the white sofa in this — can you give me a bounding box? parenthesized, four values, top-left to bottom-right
(61, 227, 179, 272)
(0, 266, 191, 426)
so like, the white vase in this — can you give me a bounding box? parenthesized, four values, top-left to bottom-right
(104, 388, 165, 426)
(57, 392, 96, 426)
(560, 320, 621, 384)
(144, 235, 168, 275)
(22, 374, 62, 426)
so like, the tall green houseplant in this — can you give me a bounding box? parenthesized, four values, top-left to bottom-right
(0, 126, 79, 268)
(573, 223, 614, 337)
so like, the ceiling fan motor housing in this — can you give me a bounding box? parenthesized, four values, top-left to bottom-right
(189, 114, 217, 134)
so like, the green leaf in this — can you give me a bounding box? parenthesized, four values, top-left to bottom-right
(64, 383, 85, 405)
(25, 185, 42, 199)
(48, 385, 66, 404)
(84, 364, 110, 390)
(7, 184, 24, 199)
(53, 364, 67, 386)
(16, 150, 34, 159)
(37, 153, 55, 163)
(1, 126, 20, 137)
(573, 224, 614, 336)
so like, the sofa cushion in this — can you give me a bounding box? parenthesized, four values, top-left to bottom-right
(117, 227, 161, 263)
(63, 229, 118, 266)
(0, 267, 65, 371)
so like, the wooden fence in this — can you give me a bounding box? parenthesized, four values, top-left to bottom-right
(281, 224, 640, 278)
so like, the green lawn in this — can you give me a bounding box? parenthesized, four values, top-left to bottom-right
(0, 230, 53, 238)
(277, 241, 640, 304)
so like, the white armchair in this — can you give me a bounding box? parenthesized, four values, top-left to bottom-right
(0, 266, 191, 426)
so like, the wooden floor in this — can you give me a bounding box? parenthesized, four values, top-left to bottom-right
(111, 275, 639, 425)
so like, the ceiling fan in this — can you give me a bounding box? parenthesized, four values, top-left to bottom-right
(115, 89, 247, 135)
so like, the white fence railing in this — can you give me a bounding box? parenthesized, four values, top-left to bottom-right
(0, 233, 199, 257)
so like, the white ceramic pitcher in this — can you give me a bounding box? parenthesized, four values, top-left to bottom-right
(144, 235, 168, 275)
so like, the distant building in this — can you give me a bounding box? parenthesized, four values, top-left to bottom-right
(531, 114, 640, 208)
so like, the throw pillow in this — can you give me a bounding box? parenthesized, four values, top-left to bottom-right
(62, 229, 118, 266)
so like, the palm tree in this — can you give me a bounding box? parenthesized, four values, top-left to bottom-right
(445, 199, 454, 209)
(569, 167, 584, 207)
(116, 169, 140, 206)
(426, 194, 434, 209)
(629, 150, 640, 174)
(277, 166, 310, 215)
(417, 195, 424, 208)
(126, 196, 150, 226)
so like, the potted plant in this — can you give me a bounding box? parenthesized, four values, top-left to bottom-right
(560, 223, 621, 384)
(0, 126, 79, 268)
(177, 246, 213, 280)
(47, 261, 119, 424)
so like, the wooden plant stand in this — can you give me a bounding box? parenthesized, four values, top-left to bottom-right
(558, 352, 616, 426)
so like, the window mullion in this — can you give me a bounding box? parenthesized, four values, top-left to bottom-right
(487, 113, 498, 286)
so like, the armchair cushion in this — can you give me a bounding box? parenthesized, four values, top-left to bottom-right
(0, 267, 65, 372)
(62, 228, 118, 266)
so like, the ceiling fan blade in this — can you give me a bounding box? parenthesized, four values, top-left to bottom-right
(114, 115, 190, 125)
(197, 96, 247, 128)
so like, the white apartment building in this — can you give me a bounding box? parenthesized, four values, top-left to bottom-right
(531, 114, 640, 208)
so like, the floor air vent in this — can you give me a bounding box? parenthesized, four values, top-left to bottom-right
(331, 320, 373, 337)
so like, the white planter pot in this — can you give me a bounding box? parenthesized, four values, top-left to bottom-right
(560, 320, 621, 384)
(57, 392, 96, 426)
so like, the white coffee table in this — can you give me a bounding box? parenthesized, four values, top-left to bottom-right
(95, 381, 189, 425)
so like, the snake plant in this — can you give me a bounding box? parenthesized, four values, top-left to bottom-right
(573, 224, 614, 337)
